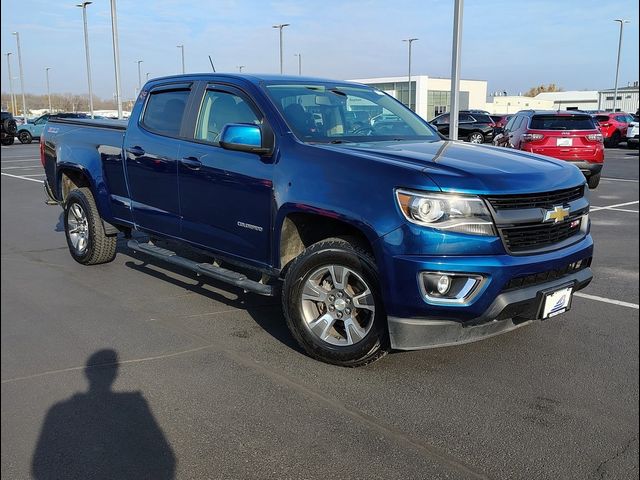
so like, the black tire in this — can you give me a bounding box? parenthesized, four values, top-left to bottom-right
(64, 187, 117, 265)
(587, 173, 601, 189)
(467, 131, 485, 144)
(3, 118, 17, 135)
(606, 131, 621, 148)
(17, 130, 32, 144)
(1, 136, 15, 146)
(282, 237, 389, 367)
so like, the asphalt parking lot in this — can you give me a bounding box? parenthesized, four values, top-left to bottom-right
(1, 142, 638, 480)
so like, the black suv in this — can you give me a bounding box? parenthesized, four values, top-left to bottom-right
(1, 111, 18, 146)
(429, 111, 496, 144)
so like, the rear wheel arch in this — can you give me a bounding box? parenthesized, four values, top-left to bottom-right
(58, 167, 92, 202)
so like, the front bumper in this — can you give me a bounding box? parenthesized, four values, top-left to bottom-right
(388, 267, 592, 350)
(376, 230, 594, 350)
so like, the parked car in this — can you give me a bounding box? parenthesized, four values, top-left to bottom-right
(1, 111, 18, 145)
(42, 74, 594, 367)
(430, 111, 497, 143)
(627, 120, 639, 148)
(494, 110, 603, 188)
(591, 112, 634, 148)
(16, 112, 90, 144)
(490, 114, 512, 131)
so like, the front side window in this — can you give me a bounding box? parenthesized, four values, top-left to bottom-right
(264, 82, 439, 143)
(194, 90, 261, 144)
(142, 89, 190, 137)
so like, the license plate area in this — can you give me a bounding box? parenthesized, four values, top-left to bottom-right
(556, 138, 573, 146)
(539, 283, 574, 319)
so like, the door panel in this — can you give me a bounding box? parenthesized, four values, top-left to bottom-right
(177, 87, 273, 265)
(123, 87, 191, 237)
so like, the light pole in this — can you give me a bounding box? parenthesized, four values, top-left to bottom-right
(177, 45, 185, 74)
(402, 38, 418, 111)
(77, 2, 94, 118)
(612, 19, 630, 112)
(136, 60, 143, 90)
(45, 67, 52, 112)
(272, 24, 290, 74)
(12, 32, 28, 122)
(237, 65, 245, 72)
(449, 0, 464, 141)
(109, 0, 123, 119)
(294, 53, 301, 75)
(5, 53, 17, 115)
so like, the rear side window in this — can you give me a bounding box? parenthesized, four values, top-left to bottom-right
(459, 113, 475, 122)
(471, 114, 492, 123)
(142, 89, 190, 137)
(529, 115, 595, 130)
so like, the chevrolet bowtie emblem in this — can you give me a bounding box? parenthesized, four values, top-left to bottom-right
(544, 205, 570, 223)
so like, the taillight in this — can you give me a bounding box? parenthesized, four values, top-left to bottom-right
(40, 135, 46, 167)
(521, 133, 544, 142)
(586, 133, 603, 142)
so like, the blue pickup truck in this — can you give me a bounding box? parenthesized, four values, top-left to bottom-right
(42, 74, 593, 366)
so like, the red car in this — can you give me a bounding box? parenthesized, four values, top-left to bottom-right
(592, 112, 635, 147)
(490, 114, 512, 129)
(494, 110, 604, 188)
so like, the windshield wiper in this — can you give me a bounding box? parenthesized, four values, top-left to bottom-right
(328, 139, 355, 144)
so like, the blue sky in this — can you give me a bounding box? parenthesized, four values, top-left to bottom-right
(1, 0, 639, 99)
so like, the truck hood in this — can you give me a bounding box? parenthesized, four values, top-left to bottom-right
(321, 140, 586, 194)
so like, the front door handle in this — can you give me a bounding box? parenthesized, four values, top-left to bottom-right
(180, 156, 202, 170)
(126, 146, 145, 157)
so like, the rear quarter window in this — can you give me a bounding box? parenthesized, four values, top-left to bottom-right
(530, 115, 595, 130)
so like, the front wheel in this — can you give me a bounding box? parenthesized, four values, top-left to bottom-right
(467, 131, 485, 144)
(282, 238, 389, 367)
(1, 136, 14, 146)
(64, 187, 117, 265)
(17, 130, 32, 144)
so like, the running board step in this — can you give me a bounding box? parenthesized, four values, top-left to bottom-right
(127, 240, 275, 296)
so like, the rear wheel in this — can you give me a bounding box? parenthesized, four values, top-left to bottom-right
(1, 136, 14, 146)
(587, 173, 601, 189)
(17, 130, 32, 144)
(467, 131, 485, 144)
(606, 131, 621, 148)
(64, 187, 117, 265)
(282, 237, 388, 367)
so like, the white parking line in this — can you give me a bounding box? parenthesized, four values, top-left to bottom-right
(590, 201, 639, 212)
(602, 177, 639, 183)
(575, 292, 639, 310)
(20, 174, 46, 177)
(1, 172, 44, 183)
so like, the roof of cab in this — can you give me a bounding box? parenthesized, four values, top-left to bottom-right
(145, 73, 365, 86)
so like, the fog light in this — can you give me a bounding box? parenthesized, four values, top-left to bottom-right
(419, 272, 485, 304)
(437, 275, 451, 294)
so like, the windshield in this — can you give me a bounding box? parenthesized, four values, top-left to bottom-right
(263, 82, 439, 143)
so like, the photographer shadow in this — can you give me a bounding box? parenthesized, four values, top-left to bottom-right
(31, 349, 176, 480)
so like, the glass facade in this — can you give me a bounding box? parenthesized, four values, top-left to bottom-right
(426, 90, 469, 120)
(369, 81, 416, 111)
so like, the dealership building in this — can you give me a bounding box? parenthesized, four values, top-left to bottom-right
(348, 75, 487, 121)
(597, 83, 639, 113)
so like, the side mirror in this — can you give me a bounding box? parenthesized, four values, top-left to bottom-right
(219, 123, 272, 156)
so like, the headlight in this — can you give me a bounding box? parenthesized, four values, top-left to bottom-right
(395, 189, 496, 236)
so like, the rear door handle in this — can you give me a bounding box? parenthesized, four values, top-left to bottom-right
(180, 156, 202, 170)
(126, 146, 145, 157)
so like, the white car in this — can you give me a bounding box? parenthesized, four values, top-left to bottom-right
(627, 120, 639, 149)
